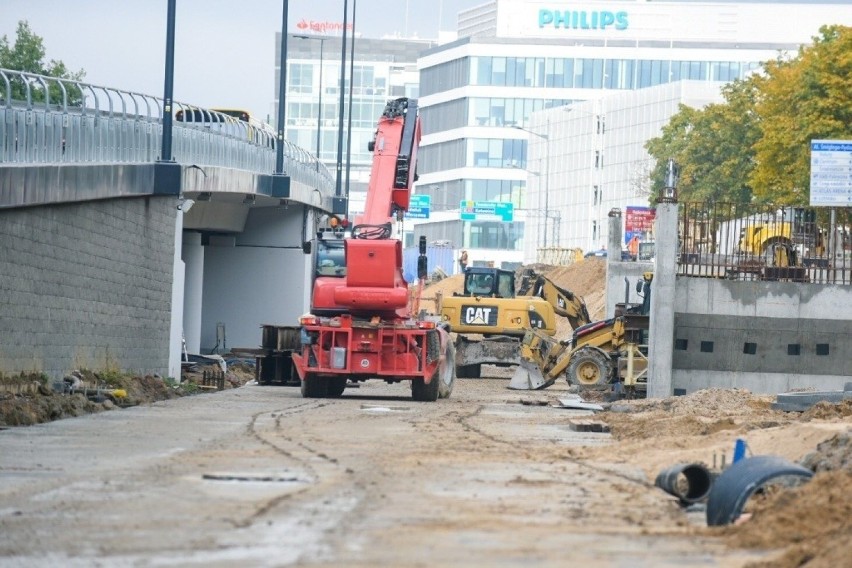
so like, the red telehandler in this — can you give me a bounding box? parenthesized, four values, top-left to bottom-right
(290, 98, 456, 401)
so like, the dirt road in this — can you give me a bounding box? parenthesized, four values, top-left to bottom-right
(0, 374, 848, 567)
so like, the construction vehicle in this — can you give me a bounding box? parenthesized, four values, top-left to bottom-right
(439, 267, 590, 378)
(290, 98, 455, 401)
(509, 272, 653, 393)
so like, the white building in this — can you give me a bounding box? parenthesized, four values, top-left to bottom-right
(414, 0, 852, 266)
(280, 34, 434, 218)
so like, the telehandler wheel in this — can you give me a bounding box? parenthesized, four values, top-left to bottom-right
(411, 371, 440, 402)
(566, 346, 613, 389)
(326, 376, 347, 398)
(301, 374, 327, 398)
(438, 341, 457, 399)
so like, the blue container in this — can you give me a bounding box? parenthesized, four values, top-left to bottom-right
(733, 438, 748, 463)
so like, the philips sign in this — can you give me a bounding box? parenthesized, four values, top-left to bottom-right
(538, 9, 629, 31)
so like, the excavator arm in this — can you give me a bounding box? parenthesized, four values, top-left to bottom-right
(517, 270, 591, 329)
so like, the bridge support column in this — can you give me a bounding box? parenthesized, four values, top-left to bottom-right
(182, 231, 205, 356)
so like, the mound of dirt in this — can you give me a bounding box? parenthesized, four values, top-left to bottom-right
(0, 361, 257, 428)
(0, 373, 179, 427)
(572, 388, 852, 568)
(717, 432, 852, 568)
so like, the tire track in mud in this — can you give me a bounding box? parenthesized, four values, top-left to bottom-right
(453, 402, 656, 490)
(238, 400, 356, 527)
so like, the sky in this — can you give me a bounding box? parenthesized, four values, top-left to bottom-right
(2, 0, 485, 121)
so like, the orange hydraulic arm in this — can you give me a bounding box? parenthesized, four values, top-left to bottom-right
(354, 98, 421, 229)
(331, 98, 422, 319)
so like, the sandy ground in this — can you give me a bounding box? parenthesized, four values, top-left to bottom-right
(2, 260, 848, 566)
(0, 371, 849, 567)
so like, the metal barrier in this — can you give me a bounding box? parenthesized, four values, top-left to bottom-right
(0, 67, 334, 194)
(678, 202, 852, 285)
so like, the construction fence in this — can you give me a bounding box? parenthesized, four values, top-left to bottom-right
(676, 202, 852, 285)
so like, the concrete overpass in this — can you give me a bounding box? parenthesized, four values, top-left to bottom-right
(0, 68, 336, 380)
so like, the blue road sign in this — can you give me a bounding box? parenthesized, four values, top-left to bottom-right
(459, 200, 514, 222)
(406, 194, 431, 219)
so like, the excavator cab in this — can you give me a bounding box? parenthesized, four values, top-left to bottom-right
(459, 267, 515, 298)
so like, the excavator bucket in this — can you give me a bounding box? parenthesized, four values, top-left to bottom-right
(508, 359, 555, 390)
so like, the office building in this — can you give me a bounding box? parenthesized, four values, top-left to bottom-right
(413, 0, 852, 266)
(279, 34, 435, 216)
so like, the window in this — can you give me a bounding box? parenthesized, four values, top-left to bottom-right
(816, 343, 830, 356)
(289, 63, 314, 94)
(743, 342, 757, 355)
(787, 344, 801, 356)
(700, 341, 714, 353)
(675, 339, 688, 351)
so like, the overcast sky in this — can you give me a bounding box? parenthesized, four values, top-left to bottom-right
(2, 0, 485, 120)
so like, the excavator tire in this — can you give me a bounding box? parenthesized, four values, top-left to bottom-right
(438, 341, 457, 399)
(566, 346, 613, 389)
(326, 376, 347, 398)
(301, 374, 327, 398)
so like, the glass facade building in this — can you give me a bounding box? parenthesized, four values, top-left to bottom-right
(278, 34, 435, 215)
(414, 0, 852, 266)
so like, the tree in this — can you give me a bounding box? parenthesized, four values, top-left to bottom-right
(645, 77, 760, 205)
(750, 25, 852, 205)
(645, 25, 852, 207)
(0, 20, 85, 106)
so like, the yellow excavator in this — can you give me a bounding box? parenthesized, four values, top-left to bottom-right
(509, 272, 653, 393)
(439, 267, 590, 378)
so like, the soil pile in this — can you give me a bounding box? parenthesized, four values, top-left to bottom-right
(0, 361, 257, 428)
(570, 388, 852, 568)
(720, 434, 852, 568)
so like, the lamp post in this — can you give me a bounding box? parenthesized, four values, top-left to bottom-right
(512, 122, 551, 249)
(293, 35, 326, 171)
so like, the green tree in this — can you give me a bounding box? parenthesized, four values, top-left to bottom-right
(0, 20, 85, 106)
(750, 25, 852, 205)
(645, 77, 760, 205)
(646, 25, 852, 207)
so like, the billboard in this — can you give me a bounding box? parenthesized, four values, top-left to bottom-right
(624, 206, 656, 244)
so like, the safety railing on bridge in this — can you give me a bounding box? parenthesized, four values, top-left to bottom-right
(0, 68, 333, 194)
(677, 202, 852, 285)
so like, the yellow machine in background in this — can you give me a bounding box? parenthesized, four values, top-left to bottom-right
(510, 272, 653, 393)
(439, 267, 590, 378)
(738, 208, 824, 267)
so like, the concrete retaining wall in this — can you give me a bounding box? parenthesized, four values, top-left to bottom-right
(0, 196, 176, 378)
(671, 277, 852, 394)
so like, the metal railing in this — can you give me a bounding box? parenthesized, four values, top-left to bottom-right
(0, 68, 334, 194)
(677, 202, 852, 285)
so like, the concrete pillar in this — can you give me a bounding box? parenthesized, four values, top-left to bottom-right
(169, 208, 186, 381)
(647, 202, 678, 398)
(182, 231, 205, 355)
(605, 209, 623, 317)
(607, 208, 623, 259)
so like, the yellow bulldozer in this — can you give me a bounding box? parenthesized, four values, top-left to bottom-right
(509, 272, 653, 394)
(439, 267, 590, 378)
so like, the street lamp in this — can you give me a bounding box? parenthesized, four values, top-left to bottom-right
(293, 35, 327, 171)
(512, 122, 552, 249)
